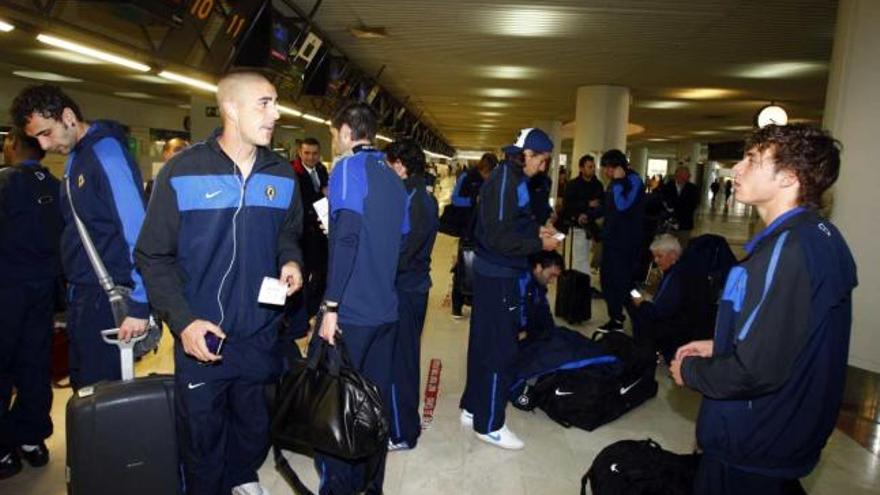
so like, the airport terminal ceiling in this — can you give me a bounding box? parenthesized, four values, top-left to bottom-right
(0, 0, 838, 152)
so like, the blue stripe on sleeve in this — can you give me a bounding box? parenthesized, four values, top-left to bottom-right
(402, 189, 413, 235)
(516, 180, 530, 208)
(737, 231, 789, 341)
(93, 138, 147, 303)
(612, 173, 643, 211)
(329, 155, 366, 215)
(498, 166, 508, 221)
(451, 173, 472, 207)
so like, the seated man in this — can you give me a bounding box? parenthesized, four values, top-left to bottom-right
(627, 234, 698, 362)
(519, 250, 564, 343)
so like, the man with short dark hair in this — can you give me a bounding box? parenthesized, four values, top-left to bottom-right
(592, 149, 645, 331)
(11, 84, 149, 389)
(384, 138, 439, 451)
(670, 125, 857, 494)
(290, 137, 329, 320)
(136, 70, 303, 495)
(459, 128, 561, 450)
(316, 101, 409, 494)
(661, 166, 699, 246)
(520, 250, 564, 343)
(562, 154, 604, 272)
(0, 129, 62, 478)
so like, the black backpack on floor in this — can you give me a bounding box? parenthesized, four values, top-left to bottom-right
(537, 331, 658, 431)
(583, 439, 701, 495)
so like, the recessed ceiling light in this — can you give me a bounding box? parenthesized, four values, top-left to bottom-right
(12, 70, 82, 82)
(648, 138, 669, 142)
(672, 88, 737, 99)
(638, 100, 690, 109)
(0, 20, 15, 33)
(280, 124, 301, 130)
(114, 91, 153, 99)
(692, 130, 721, 136)
(347, 25, 388, 39)
(178, 104, 191, 110)
(477, 111, 502, 117)
(478, 101, 511, 108)
(130, 74, 175, 85)
(723, 125, 753, 131)
(732, 61, 826, 79)
(478, 88, 525, 98)
(482, 65, 539, 79)
(158, 71, 217, 92)
(36, 34, 150, 72)
(32, 49, 103, 65)
(488, 8, 576, 37)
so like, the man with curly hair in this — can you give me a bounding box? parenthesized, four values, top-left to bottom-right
(10, 84, 150, 389)
(670, 124, 857, 494)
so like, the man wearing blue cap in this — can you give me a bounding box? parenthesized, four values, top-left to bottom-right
(459, 128, 561, 449)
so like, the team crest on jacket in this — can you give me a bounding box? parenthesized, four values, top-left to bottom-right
(265, 184, 276, 200)
(77, 174, 85, 188)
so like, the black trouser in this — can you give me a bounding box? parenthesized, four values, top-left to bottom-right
(0, 281, 55, 452)
(600, 244, 639, 322)
(302, 233, 328, 319)
(389, 289, 428, 447)
(695, 456, 806, 495)
(66, 284, 120, 389)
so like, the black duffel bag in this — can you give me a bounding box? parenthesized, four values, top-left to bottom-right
(270, 335, 389, 460)
(583, 438, 700, 495)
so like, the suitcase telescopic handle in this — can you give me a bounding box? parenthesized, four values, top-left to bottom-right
(101, 329, 148, 381)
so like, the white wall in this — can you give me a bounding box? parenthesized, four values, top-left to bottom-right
(824, 0, 880, 372)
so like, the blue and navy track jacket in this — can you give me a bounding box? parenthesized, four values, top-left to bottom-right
(682, 208, 857, 478)
(592, 170, 645, 249)
(134, 134, 303, 339)
(324, 144, 409, 326)
(473, 160, 542, 278)
(0, 160, 62, 282)
(397, 174, 438, 293)
(61, 121, 149, 318)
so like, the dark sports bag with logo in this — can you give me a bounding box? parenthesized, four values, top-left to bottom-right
(583, 438, 700, 495)
(537, 331, 658, 431)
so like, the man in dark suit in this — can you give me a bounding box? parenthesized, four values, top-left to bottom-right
(290, 137, 329, 320)
(661, 165, 700, 246)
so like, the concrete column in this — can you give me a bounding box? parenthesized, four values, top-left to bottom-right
(572, 85, 630, 176)
(189, 95, 221, 144)
(824, 0, 880, 372)
(631, 146, 649, 178)
(532, 119, 563, 205)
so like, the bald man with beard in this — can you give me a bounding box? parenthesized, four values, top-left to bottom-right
(136, 70, 303, 495)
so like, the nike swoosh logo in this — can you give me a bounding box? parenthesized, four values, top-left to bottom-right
(487, 433, 501, 442)
(620, 378, 642, 395)
(188, 382, 206, 390)
(554, 388, 574, 396)
(205, 190, 222, 199)
(508, 306, 518, 311)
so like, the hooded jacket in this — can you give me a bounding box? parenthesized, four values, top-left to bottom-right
(60, 120, 149, 317)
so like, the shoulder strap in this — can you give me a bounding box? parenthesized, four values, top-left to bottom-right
(65, 176, 116, 292)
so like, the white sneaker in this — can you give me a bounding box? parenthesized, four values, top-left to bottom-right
(232, 482, 270, 495)
(387, 439, 411, 451)
(460, 409, 474, 427)
(476, 424, 524, 450)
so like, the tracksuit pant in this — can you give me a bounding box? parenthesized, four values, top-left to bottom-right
(175, 331, 280, 495)
(314, 321, 395, 495)
(695, 456, 805, 495)
(460, 271, 520, 434)
(600, 244, 639, 322)
(389, 290, 429, 447)
(0, 281, 55, 451)
(66, 284, 120, 389)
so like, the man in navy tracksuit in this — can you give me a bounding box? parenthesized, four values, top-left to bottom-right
(670, 125, 857, 494)
(591, 149, 645, 331)
(136, 72, 303, 495)
(12, 85, 150, 389)
(519, 250, 564, 343)
(385, 138, 439, 451)
(0, 130, 62, 478)
(459, 128, 560, 450)
(315, 102, 408, 494)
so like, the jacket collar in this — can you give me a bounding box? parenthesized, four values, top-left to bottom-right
(744, 206, 808, 255)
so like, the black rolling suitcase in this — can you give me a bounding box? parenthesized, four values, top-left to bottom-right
(66, 330, 181, 495)
(555, 229, 592, 324)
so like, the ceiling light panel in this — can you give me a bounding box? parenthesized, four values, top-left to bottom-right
(158, 71, 218, 92)
(477, 101, 512, 108)
(482, 65, 540, 79)
(732, 61, 826, 79)
(638, 100, 690, 109)
(13, 70, 83, 82)
(478, 88, 526, 98)
(129, 74, 175, 85)
(114, 91, 153, 99)
(36, 34, 150, 72)
(488, 7, 577, 37)
(0, 20, 14, 32)
(672, 88, 737, 99)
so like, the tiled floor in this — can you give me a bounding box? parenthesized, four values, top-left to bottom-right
(3, 203, 879, 494)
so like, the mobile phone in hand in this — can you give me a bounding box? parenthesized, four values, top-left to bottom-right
(205, 333, 224, 356)
(630, 289, 642, 298)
